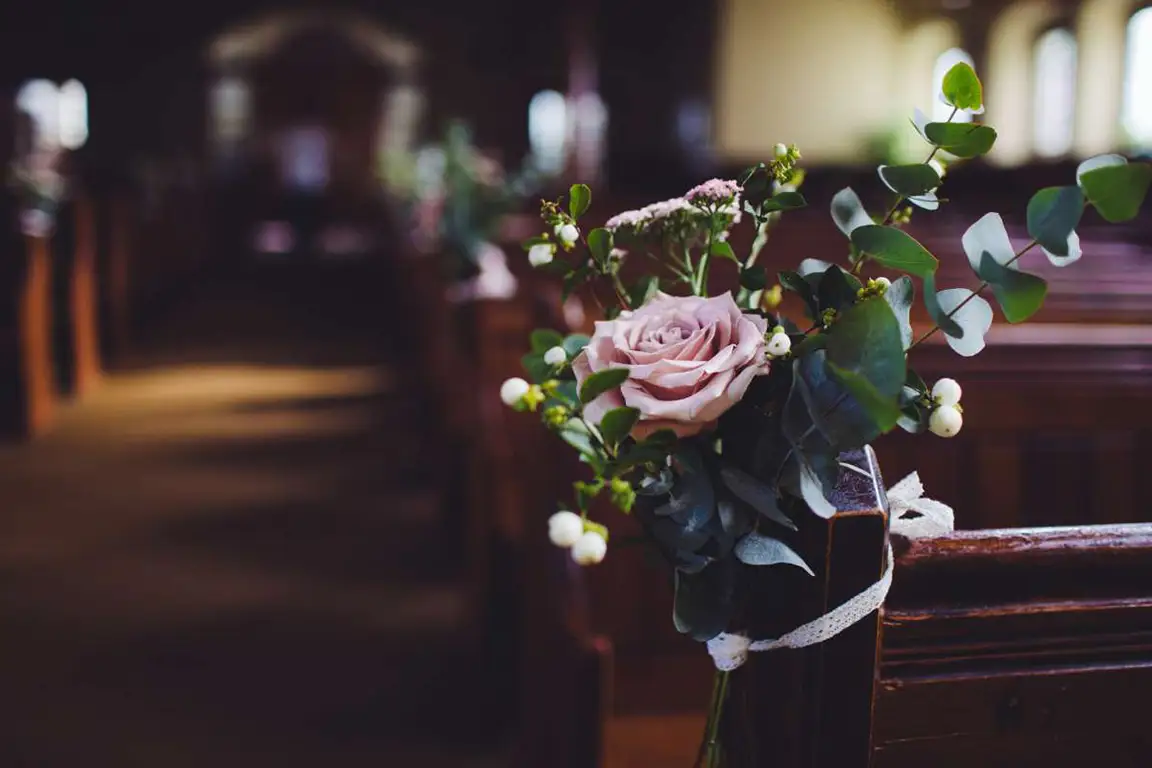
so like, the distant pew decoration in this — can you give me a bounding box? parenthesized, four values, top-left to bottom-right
(500, 63, 1151, 767)
(7, 154, 66, 238)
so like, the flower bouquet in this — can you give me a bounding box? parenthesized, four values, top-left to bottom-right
(8, 149, 67, 238)
(501, 63, 1151, 766)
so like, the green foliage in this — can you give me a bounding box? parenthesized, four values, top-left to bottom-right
(733, 531, 812, 573)
(739, 265, 768, 292)
(569, 183, 591, 218)
(878, 164, 941, 197)
(830, 187, 873, 236)
(882, 276, 915, 350)
(1079, 162, 1152, 223)
(521, 352, 552, 383)
(762, 191, 807, 213)
(816, 265, 862, 315)
(587, 228, 613, 265)
(628, 275, 660, 309)
(923, 123, 997, 158)
(824, 298, 907, 405)
(599, 407, 641, 447)
(530, 329, 565, 354)
(719, 466, 795, 530)
(1026, 186, 1084, 256)
(562, 333, 591, 359)
(976, 253, 1048, 323)
(579, 368, 630, 404)
(850, 225, 939, 277)
(673, 561, 735, 642)
(710, 240, 738, 263)
(826, 363, 902, 434)
(780, 270, 819, 320)
(923, 274, 993, 357)
(941, 62, 983, 112)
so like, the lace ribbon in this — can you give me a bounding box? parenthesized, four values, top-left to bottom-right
(706, 472, 954, 672)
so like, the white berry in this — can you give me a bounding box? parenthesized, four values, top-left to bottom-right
(874, 276, 891, 289)
(548, 511, 585, 548)
(571, 531, 608, 565)
(557, 224, 579, 247)
(528, 243, 555, 267)
(774, 143, 789, 159)
(500, 377, 530, 407)
(929, 405, 963, 438)
(931, 378, 962, 407)
(543, 346, 567, 366)
(766, 332, 791, 357)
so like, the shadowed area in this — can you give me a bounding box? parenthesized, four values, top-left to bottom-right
(0, 262, 504, 767)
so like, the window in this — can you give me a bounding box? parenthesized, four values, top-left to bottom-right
(528, 90, 568, 176)
(1032, 28, 1077, 158)
(58, 80, 88, 150)
(932, 48, 975, 123)
(1123, 7, 1152, 149)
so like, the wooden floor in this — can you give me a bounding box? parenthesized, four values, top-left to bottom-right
(0, 262, 507, 767)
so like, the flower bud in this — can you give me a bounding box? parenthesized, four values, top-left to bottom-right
(774, 143, 789, 159)
(548, 511, 585, 548)
(528, 243, 555, 267)
(500, 377, 530, 407)
(766, 332, 791, 357)
(931, 377, 962, 407)
(558, 223, 580, 247)
(929, 404, 963, 438)
(571, 530, 608, 565)
(543, 346, 567, 366)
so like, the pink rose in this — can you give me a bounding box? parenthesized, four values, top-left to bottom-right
(573, 292, 770, 440)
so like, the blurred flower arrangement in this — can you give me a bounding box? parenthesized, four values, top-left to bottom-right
(393, 121, 540, 285)
(502, 63, 1152, 765)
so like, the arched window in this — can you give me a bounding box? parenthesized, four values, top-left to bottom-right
(16, 79, 61, 149)
(932, 48, 976, 123)
(211, 77, 250, 144)
(528, 90, 568, 176)
(58, 79, 88, 150)
(1123, 6, 1152, 149)
(1032, 28, 1077, 158)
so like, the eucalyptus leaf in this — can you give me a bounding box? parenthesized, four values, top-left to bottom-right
(850, 225, 939, 278)
(521, 352, 552, 383)
(599, 407, 640, 446)
(710, 240, 738, 262)
(719, 466, 797, 530)
(579, 368, 630, 404)
(816, 265, 863, 314)
(739, 265, 768, 292)
(878, 164, 941, 197)
(673, 561, 735, 642)
(798, 258, 833, 277)
(1079, 163, 1152, 223)
(830, 187, 873, 236)
(941, 62, 983, 111)
(825, 298, 908, 401)
(558, 418, 596, 457)
(1043, 231, 1082, 267)
(762, 191, 807, 213)
(975, 253, 1048, 323)
(734, 531, 814, 574)
(908, 190, 940, 211)
(826, 362, 902, 434)
(799, 458, 838, 518)
(923, 123, 997, 158)
(562, 333, 591, 359)
(530, 328, 565, 354)
(922, 273, 964, 339)
(883, 276, 915, 350)
(569, 183, 591, 218)
(780, 271, 819, 320)
(961, 212, 1015, 271)
(1076, 153, 1127, 183)
(924, 275, 994, 357)
(1026, 186, 1084, 256)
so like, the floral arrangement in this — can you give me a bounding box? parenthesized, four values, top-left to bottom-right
(8, 149, 67, 238)
(399, 121, 539, 281)
(501, 63, 1151, 765)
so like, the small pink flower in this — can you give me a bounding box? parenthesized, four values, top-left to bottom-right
(572, 292, 770, 439)
(685, 178, 741, 204)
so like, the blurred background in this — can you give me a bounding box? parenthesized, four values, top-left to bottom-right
(0, 0, 1149, 765)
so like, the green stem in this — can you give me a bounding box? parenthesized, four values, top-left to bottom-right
(695, 226, 715, 296)
(908, 238, 1039, 350)
(699, 669, 731, 767)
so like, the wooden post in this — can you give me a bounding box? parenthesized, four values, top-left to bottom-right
(15, 235, 56, 437)
(722, 448, 889, 768)
(68, 194, 101, 395)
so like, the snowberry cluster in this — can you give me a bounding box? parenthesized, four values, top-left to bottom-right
(548, 511, 607, 565)
(928, 378, 963, 438)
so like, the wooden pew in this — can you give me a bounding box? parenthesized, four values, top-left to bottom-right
(1, 234, 57, 438)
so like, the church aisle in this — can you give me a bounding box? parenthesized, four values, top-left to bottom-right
(0, 263, 506, 767)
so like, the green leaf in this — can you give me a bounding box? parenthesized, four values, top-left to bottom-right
(976, 252, 1048, 323)
(1079, 163, 1152, 223)
(923, 123, 997, 158)
(569, 183, 591, 218)
(628, 275, 660, 309)
(559, 418, 596, 457)
(762, 191, 807, 213)
(599, 406, 640, 446)
(530, 328, 565, 354)
(780, 270, 819, 320)
(850, 225, 939, 278)
(1026, 186, 1085, 256)
(830, 187, 873, 236)
(924, 274, 993, 357)
(709, 240, 738, 262)
(877, 164, 941, 197)
(739, 265, 768, 292)
(522, 235, 550, 249)
(719, 466, 796, 530)
(824, 298, 906, 402)
(826, 362, 902, 433)
(587, 227, 612, 264)
(798, 457, 837, 518)
(521, 352, 552, 383)
(816, 264, 862, 314)
(562, 333, 591, 359)
(883, 276, 915, 350)
(673, 561, 735, 642)
(941, 61, 983, 111)
(922, 273, 964, 339)
(734, 532, 813, 573)
(579, 367, 630, 404)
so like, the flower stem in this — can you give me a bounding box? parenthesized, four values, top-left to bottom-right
(697, 669, 731, 767)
